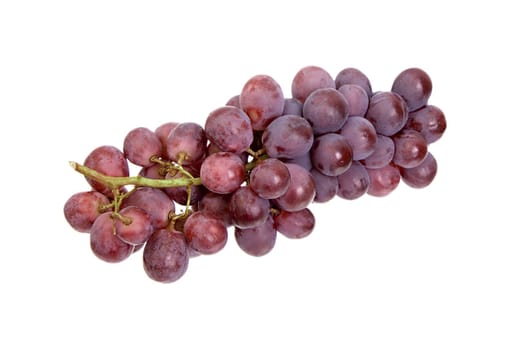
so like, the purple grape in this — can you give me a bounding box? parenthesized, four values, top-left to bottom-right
(400, 152, 438, 189)
(367, 163, 401, 197)
(274, 208, 315, 239)
(310, 133, 353, 176)
(240, 74, 285, 130)
(83, 145, 129, 196)
(337, 84, 369, 117)
(229, 186, 270, 229)
(198, 192, 233, 227)
(143, 228, 189, 283)
(365, 91, 408, 136)
(115, 206, 154, 246)
(249, 158, 290, 199)
(205, 106, 254, 154)
(122, 187, 175, 230)
(200, 152, 245, 194)
(64, 191, 110, 233)
(166, 122, 207, 165)
(360, 134, 395, 169)
(291, 65, 335, 103)
(226, 95, 241, 108)
(392, 129, 428, 169)
(183, 212, 228, 255)
(302, 88, 349, 134)
(283, 98, 303, 116)
(274, 163, 316, 212)
(155, 122, 178, 159)
(391, 68, 432, 112)
(337, 162, 370, 200)
(90, 212, 133, 263)
(339, 116, 378, 160)
(335, 67, 373, 97)
(405, 105, 447, 144)
(262, 114, 314, 159)
(123, 127, 162, 167)
(310, 168, 338, 203)
(235, 215, 276, 257)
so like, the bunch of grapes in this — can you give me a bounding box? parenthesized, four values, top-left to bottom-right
(64, 65, 446, 283)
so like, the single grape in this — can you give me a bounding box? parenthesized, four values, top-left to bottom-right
(226, 95, 241, 108)
(166, 122, 207, 165)
(400, 152, 438, 189)
(229, 186, 270, 229)
(339, 116, 377, 160)
(235, 215, 276, 257)
(115, 206, 154, 246)
(155, 122, 178, 159)
(198, 192, 233, 227)
(367, 163, 401, 197)
(310, 168, 338, 203)
(392, 129, 428, 169)
(391, 67, 432, 112)
(123, 127, 162, 167)
(240, 74, 285, 130)
(291, 65, 335, 103)
(64, 191, 110, 233)
(311, 133, 353, 177)
(337, 84, 369, 117)
(249, 158, 290, 199)
(302, 88, 349, 134)
(274, 163, 316, 212)
(283, 98, 303, 116)
(83, 145, 129, 196)
(205, 106, 254, 154)
(405, 105, 447, 144)
(337, 162, 370, 200)
(200, 152, 245, 194)
(183, 212, 228, 255)
(335, 67, 373, 97)
(90, 212, 133, 263)
(121, 187, 175, 230)
(143, 228, 189, 283)
(262, 114, 314, 159)
(360, 134, 395, 169)
(365, 91, 408, 136)
(274, 208, 315, 239)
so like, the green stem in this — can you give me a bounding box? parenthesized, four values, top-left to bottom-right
(70, 161, 202, 189)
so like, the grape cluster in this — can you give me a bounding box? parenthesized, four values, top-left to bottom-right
(64, 66, 446, 283)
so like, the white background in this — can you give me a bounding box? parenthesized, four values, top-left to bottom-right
(1, 1, 524, 349)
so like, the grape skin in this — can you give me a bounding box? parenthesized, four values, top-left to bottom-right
(262, 114, 314, 159)
(90, 212, 134, 263)
(337, 162, 370, 200)
(249, 158, 291, 200)
(166, 122, 207, 165)
(392, 129, 428, 169)
(291, 65, 335, 103)
(274, 208, 315, 239)
(365, 91, 408, 136)
(143, 228, 189, 283)
(123, 127, 162, 167)
(360, 134, 395, 169)
(400, 152, 438, 189)
(205, 106, 254, 154)
(183, 212, 227, 255)
(200, 152, 245, 194)
(198, 192, 233, 227)
(310, 133, 353, 177)
(405, 105, 447, 144)
(229, 186, 270, 229)
(310, 168, 338, 203)
(391, 67, 432, 112)
(115, 206, 154, 246)
(240, 74, 285, 130)
(337, 84, 369, 117)
(64, 191, 110, 233)
(121, 187, 175, 230)
(339, 116, 377, 161)
(235, 215, 276, 257)
(302, 88, 349, 134)
(275, 163, 316, 212)
(367, 163, 401, 197)
(335, 67, 373, 97)
(83, 145, 129, 196)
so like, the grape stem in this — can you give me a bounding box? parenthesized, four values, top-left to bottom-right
(69, 161, 202, 189)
